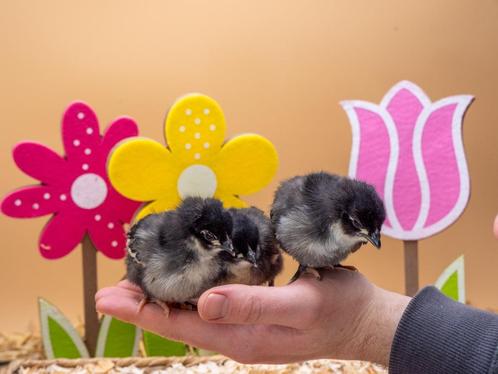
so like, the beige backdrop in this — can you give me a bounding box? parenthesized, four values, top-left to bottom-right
(1, 1, 497, 333)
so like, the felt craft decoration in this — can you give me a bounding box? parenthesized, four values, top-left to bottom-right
(1, 102, 142, 355)
(38, 298, 90, 359)
(435, 255, 465, 303)
(341, 81, 473, 295)
(108, 93, 279, 221)
(95, 315, 141, 357)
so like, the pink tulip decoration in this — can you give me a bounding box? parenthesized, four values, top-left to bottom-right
(1, 102, 141, 354)
(341, 81, 473, 295)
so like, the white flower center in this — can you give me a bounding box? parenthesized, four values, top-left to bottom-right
(177, 165, 217, 199)
(70, 173, 108, 209)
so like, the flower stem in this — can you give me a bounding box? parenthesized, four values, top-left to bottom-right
(403, 240, 419, 296)
(82, 235, 99, 356)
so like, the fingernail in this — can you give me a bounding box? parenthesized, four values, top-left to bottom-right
(204, 293, 228, 320)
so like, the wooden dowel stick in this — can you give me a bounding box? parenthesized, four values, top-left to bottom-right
(404, 240, 419, 297)
(82, 235, 99, 356)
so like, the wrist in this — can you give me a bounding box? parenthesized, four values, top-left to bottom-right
(354, 287, 410, 366)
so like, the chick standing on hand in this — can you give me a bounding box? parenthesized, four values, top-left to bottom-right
(229, 207, 283, 286)
(271, 172, 386, 281)
(126, 197, 236, 316)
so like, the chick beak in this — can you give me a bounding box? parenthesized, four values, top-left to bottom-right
(222, 239, 236, 257)
(247, 247, 258, 267)
(367, 231, 381, 249)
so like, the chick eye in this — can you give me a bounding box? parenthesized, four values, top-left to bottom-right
(348, 216, 362, 229)
(200, 230, 218, 242)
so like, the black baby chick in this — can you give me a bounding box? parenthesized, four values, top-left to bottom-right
(126, 197, 276, 316)
(228, 207, 283, 286)
(271, 172, 385, 281)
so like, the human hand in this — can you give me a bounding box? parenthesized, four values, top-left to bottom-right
(493, 214, 498, 239)
(95, 269, 409, 366)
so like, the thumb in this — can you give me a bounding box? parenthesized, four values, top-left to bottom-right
(197, 282, 321, 328)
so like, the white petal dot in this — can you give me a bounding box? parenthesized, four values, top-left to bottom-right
(43, 193, 51, 200)
(194, 153, 201, 160)
(73, 139, 81, 147)
(32, 203, 40, 210)
(95, 214, 102, 222)
(185, 143, 192, 150)
(194, 132, 201, 139)
(107, 222, 115, 229)
(111, 240, 118, 247)
(84, 148, 92, 155)
(203, 108, 210, 115)
(77, 112, 85, 120)
(185, 108, 192, 116)
(14, 199, 22, 206)
(203, 142, 210, 149)
(179, 126, 186, 133)
(82, 163, 89, 171)
(60, 194, 67, 201)
(194, 118, 201, 125)
(86, 128, 93, 135)
(209, 124, 216, 131)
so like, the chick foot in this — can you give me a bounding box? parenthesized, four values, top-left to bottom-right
(289, 264, 322, 283)
(136, 297, 170, 317)
(334, 264, 358, 272)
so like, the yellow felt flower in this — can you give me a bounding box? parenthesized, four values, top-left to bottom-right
(108, 94, 279, 221)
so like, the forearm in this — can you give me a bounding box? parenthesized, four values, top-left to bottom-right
(389, 286, 498, 374)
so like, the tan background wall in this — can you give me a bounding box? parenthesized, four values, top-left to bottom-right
(1, 1, 497, 332)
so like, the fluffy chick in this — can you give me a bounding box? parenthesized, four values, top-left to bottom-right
(271, 172, 385, 281)
(126, 197, 236, 315)
(228, 207, 283, 286)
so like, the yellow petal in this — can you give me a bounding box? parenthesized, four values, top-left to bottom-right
(211, 134, 279, 195)
(108, 138, 180, 201)
(214, 191, 248, 209)
(134, 197, 181, 222)
(165, 94, 226, 164)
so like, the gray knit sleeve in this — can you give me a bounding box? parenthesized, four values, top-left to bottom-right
(389, 286, 498, 374)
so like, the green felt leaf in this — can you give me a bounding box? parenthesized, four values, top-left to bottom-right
(143, 331, 187, 357)
(38, 298, 89, 359)
(95, 315, 141, 357)
(435, 255, 465, 303)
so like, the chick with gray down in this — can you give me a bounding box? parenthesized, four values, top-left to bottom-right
(228, 207, 283, 287)
(271, 172, 386, 281)
(126, 197, 282, 316)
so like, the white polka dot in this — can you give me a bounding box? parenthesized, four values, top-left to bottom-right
(203, 142, 210, 149)
(95, 214, 102, 221)
(179, 126, 186, 133)
(73, 139, 81, 147)
(194, 132, 201, 139)
(43, 193, 51, 200)
(185, 143, 192, 150)
(84, 148, 92, 155)
(82, 163, 89, 171)
(77, 112, 85, 120)
(60, 194, 67, 201)
(32, 203, 40, 210)
(209, 124, 216, 131)
(185, 108, 192, 116)
(194, 118, 201, 125)
(194, 153, 201, 160)
(86, 128, 93, 135)
(111, 240, 118, 247)
(107, 222, 115, 229)
(203, 108, 210, 115)
(14, 199, 22, 206)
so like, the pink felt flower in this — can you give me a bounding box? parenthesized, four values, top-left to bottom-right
(341, 81, 473, 240)
(1, 102, 141, 259)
